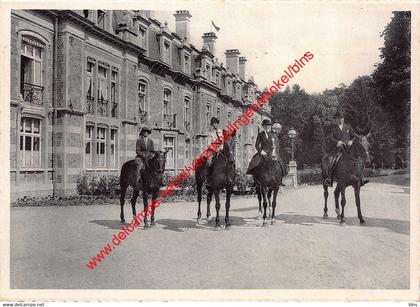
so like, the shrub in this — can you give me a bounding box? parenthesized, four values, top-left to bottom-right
(76, 175, 90, 195)
(298, 169, 323, 185)
(76, 174, 119, 197)
(235, 170, 255, 195)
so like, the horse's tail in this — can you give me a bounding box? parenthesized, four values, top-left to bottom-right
(313, 115, 326, 156)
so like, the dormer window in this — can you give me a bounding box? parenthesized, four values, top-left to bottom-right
(139, 26, 147, 49)
(183, 52, 190, 74)
(205, 64, 211, 80)
(97, 10, 106, 29)
(162, 39, 171, 65)
(215, 72, 220, 86)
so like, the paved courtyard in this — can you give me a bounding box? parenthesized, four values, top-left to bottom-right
(11, 177, 410, 289)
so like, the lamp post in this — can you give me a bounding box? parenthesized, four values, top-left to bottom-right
(288, 127, 297, 161)
(288, 127, 298, 188)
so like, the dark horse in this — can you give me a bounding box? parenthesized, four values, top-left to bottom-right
(318, 128, 371, 224)
(195, 130, 236, 228)
(119, 150, 167, 228)
(253, 151, 284, 226)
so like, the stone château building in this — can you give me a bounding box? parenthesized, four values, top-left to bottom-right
(10, 9, 272, 200)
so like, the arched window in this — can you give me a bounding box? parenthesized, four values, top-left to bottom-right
(163, 88, 175, 128)
(184, 96, 191, 130)
(20, 35, 45, 104)
(138, 79, 148, 115)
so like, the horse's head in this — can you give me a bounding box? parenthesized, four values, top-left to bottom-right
(148, 149, 169, 185)
(348, 133, 371, 165)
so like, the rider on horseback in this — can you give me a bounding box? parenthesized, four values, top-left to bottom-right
(246, 119, 276, 176)
(271, 122, 288, 186)
(206, 117, 224, 189)
(324, 111, 369, 187)
(135, 127, 155, 188)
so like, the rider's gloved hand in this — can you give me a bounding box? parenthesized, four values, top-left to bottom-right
(337, 141, 344, 147)
(261, 150, 268, 157)
(347, 140, 353, 146)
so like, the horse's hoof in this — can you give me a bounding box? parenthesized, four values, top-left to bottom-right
(340, 220, 346, 225)
(225, 224, 231, 230)
(359, 219, 366, 225)
(262, 220, 268, 227)
(271, 219, 276, 225)
(322, 213, 328, 219)
(206, 216, 212, 223)
(150, 221, 156, 227)
(336, 215, 340, 220)
(144, 222, 150, 229)
(197, 213, 202, 220)
(120, 219, 125, 223)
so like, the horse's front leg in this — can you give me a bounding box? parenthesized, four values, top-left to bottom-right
(143, 192, 150, 229)
(271, 185, 280, 224)
(256, 184, 262, 219)
(262, 186, 268, 226)
(206, 188, 213, 223)
(225, 188, 232, 229)
(267, 188, 273, 219)
(150, 192, 158, 226)
(120, 184, 128, 223)
(131, 189, 139, 219)
(354, 185, 365, 225)
(334, 185, 340, 219)
(323, 183, 329, 219)
(214, 190, 221, 228)
(197, 181, 202, 221)
(340, 188, 347, 224)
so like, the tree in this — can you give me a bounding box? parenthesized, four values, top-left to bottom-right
(372, 11, 411, 161)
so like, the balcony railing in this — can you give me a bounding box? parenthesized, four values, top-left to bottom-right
(22, 83, 43, 105)
(111, 101, 118, 118)
(97, 99, 108, 116)
(163, 114, 177, 129)
(86, 95, 94, 114)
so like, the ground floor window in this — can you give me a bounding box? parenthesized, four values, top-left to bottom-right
(110, 129, 117, 168)
(19, 117, 41, 167)
(84, 124, 118, 169)
(163, 136, 175, 171)
(85, 125, 94, 167)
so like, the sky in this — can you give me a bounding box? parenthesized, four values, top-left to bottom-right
(154, 3, 395, 94)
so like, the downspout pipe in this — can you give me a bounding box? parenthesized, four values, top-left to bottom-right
(52, 16, 58, 198)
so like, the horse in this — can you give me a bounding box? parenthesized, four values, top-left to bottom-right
(320, 137, 371, 224)
(253, 150, 284, 226)
(119, 150, 168, 228)
(196, 130, 236, 228)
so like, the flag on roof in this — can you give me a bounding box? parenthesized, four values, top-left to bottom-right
(212, 20, 220, 32)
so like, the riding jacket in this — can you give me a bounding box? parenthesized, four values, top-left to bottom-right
(326, 123, 356, 154)
(136, 136, 155, 160)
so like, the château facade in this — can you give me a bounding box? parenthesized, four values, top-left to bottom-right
(10, 9, 272, 200)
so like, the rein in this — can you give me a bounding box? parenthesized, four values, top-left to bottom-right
(144, 154, 163, 185)
(341, 143, 367, 164)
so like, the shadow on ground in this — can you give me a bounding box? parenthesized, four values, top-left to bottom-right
(277, 214, 409, 235)
(89, 219, 126, 230)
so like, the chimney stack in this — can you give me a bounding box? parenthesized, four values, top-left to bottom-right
(202, 32, 217, 55)
(239, 56, 247, 80)
(225, 49, 240, 75)
(174, 10, 192, 43)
